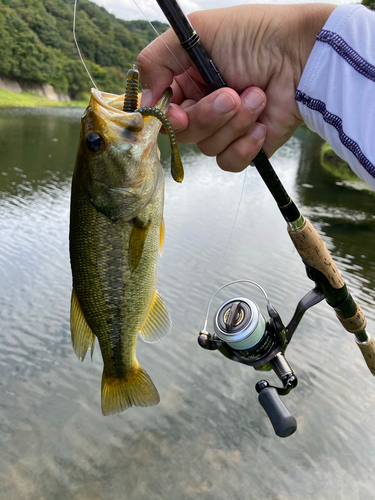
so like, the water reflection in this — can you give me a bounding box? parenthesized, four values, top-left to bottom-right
(294, 126, 375, 315)
(1, 108, 375, 500)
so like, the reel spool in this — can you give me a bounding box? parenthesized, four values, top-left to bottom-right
(198, 280, 298, 438)
(214, 297, 278, 363)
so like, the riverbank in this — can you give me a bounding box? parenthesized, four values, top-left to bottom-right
(0, 88, 88, 108)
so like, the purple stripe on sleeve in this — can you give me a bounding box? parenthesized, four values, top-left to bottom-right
(317, 30, 375, 82)
(295, 90, 375, 178)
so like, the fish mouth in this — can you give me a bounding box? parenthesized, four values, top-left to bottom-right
(90, 88, 144, 132)
(90, 87, 172, 135)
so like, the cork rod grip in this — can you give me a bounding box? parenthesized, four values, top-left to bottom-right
(288, 218, 375, 375)
(336, 301, 366, 334)
(288, 218, 344, 289)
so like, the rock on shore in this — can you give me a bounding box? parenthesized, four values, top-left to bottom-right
(0, 77, 70, 102)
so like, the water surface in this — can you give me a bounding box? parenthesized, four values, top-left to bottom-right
(1, 107, 375, 500)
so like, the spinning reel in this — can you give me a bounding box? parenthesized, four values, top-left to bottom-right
(198, 279, 326, 438)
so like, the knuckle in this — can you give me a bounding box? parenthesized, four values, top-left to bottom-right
(187, 11, 200, 26)
(228, 118, 249, 136)
(217, 137, 261, 172)
(198, 140, 217, 157)
(136, 50, 146, 68)
(216, 154, 246, 172)
(216, 150, 243, 172)
(225, 108, 258, 137)
(230, 144, 251, 166)
(190, 108, 214, 133)
(136, 49, 151, 73)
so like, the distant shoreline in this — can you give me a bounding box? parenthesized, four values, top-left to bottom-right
(0, 88, 87, 108)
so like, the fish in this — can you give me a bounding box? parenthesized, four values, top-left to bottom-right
(69, 87, 178, 415)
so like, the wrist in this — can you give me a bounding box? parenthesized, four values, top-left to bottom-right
(288, 4, 337, 87)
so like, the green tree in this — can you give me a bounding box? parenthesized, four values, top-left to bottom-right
(0, 0, 168, 99)
(362, 0, 375, 10)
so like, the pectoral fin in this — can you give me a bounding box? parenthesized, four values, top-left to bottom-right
(140, 289, 172, 343)
(70, 288, 96, 361)
(159, 217, 165, 257)
(129, 216, 151, 273)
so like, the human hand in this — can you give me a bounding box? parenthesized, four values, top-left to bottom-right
(137, 3, 336, 171)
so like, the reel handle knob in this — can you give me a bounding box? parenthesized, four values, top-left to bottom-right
(257, 385, 297, 438)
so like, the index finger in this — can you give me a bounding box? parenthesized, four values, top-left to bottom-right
(137, 27, 195, 105)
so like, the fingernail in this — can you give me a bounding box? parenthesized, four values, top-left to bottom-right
(140, 89, 153, 107)
(213, 92, 236, 114)
(244, 89, 264, 110)
(250, 122, 266, 140)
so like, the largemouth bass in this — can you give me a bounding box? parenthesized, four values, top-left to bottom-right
(69, 87, 179, 415)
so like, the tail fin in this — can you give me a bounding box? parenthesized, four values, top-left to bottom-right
(101, 364, 160, 416)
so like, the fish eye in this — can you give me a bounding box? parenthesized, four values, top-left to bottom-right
(86, 132, 106, 153)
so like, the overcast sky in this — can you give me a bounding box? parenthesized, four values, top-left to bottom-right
(88, 0, 357, 22)
(89, 0, 199, 22)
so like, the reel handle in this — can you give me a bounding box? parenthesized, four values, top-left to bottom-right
(258, 385, 297, 438)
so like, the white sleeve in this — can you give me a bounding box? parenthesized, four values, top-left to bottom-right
(296, 4, 375, 189)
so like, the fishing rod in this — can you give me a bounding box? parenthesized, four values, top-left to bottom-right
(155, 0, 375, 436)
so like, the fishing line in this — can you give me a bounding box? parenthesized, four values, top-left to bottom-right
(218, 168, 247, 273)
(73, 0, 98, 90)
(73, 0, 204, 97)
(196, 168, 248, 333)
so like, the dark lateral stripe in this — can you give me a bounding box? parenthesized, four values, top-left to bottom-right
(317, 30, 375, 82)
(295, 90, 375, 179)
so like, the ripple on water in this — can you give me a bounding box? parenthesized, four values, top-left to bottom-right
(1, 109, 375, 500)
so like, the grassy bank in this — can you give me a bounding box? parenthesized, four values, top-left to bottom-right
(0, 88, 88, 108)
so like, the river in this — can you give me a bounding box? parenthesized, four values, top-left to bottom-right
(1, 106, 375, 500)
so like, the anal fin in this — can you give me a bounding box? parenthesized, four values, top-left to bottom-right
(70, 287, 96, 361)
(139, 289, 172, 343)
(101, 363, 159, 415)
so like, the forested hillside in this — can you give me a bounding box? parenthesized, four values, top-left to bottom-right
(0, 0, 168, 99)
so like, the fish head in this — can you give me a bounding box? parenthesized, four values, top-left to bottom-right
(74, 88, 172, 220)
